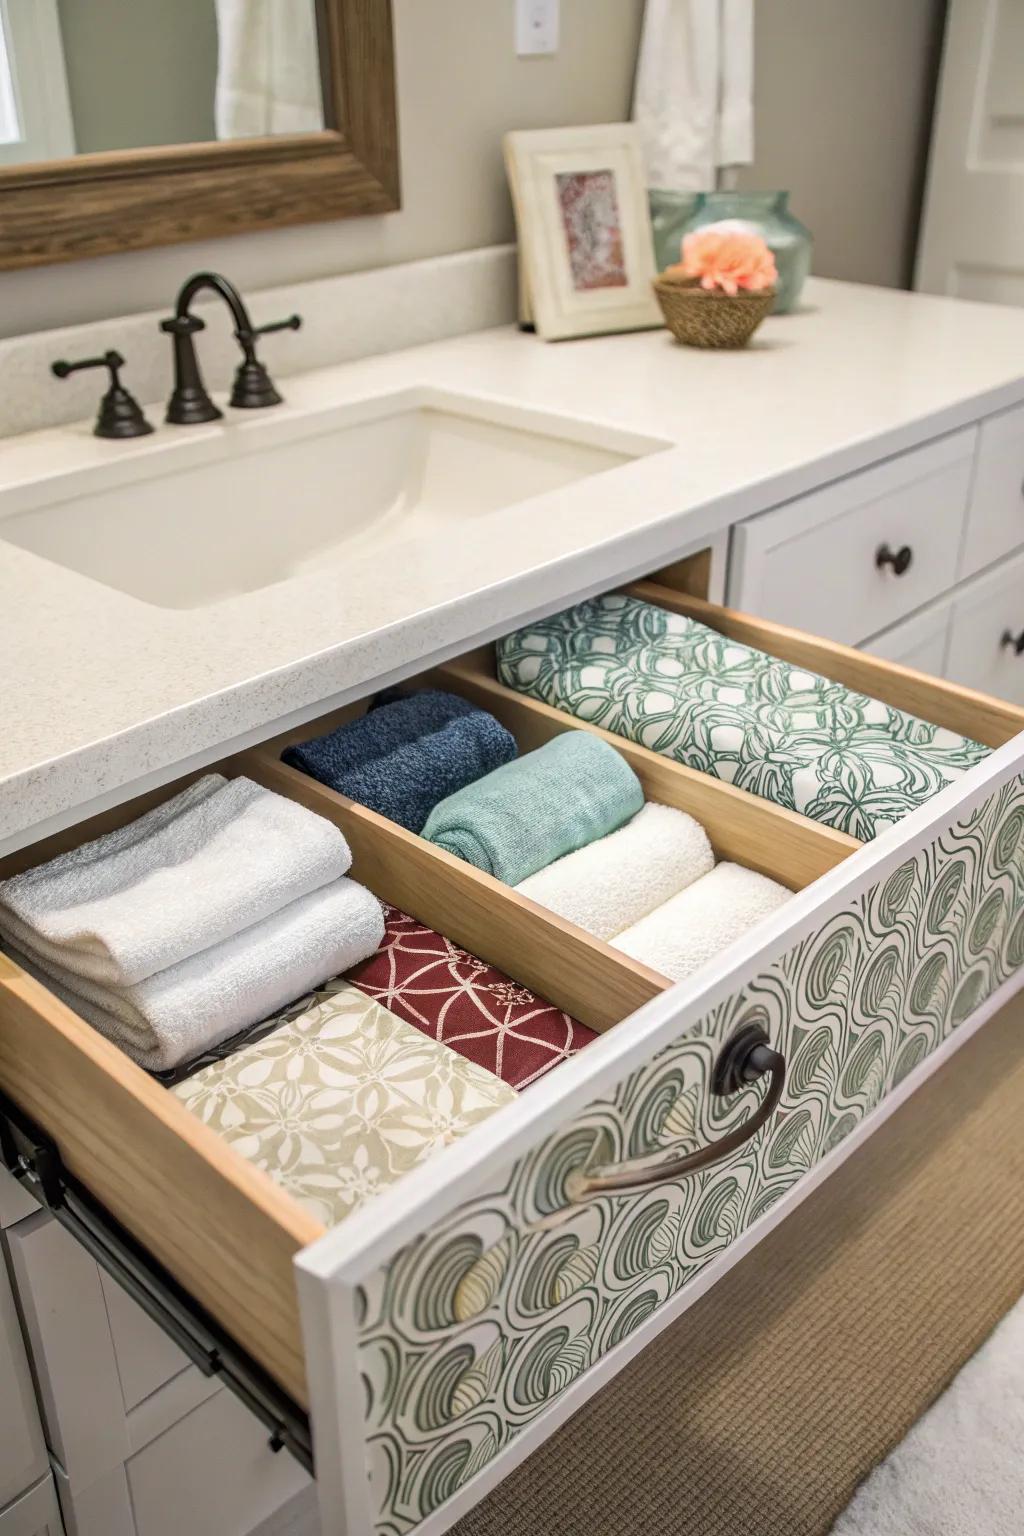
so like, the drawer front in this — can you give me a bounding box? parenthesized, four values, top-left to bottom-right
(862, 598, 951, 677)
(0, 1476, 62, 1536)
(962, 402, 1024, 579)
(0, 1169, 36, 1229)
(0, 1244, 47, 1511)
(301, 763, 1024, 1536)
(946, 550, 1024, 708)
(123, 1392, 309, 1536)
(729, 430, 974, 646)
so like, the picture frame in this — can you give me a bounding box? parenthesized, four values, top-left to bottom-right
(504, 123, 662, 341)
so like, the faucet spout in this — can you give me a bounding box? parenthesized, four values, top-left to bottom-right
(160, 271, 300, 425)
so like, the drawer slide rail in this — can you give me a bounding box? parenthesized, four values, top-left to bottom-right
(0, 1090, 313, 1474)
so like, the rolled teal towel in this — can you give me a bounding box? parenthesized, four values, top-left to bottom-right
(283, 690, 517, 834)
(422, 732, 644, 885)
(496, 593, 990, 842)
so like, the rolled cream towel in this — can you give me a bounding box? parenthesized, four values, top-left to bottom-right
(515, 802, 714, 941)
(6, 878, 385, 1073)
(611, 862, 791, 982)
(0, 774, 352, 987)
(422, 731, 644, 887)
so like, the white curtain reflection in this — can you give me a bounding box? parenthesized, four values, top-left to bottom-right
(214, 0, 324, 140)
(0, 6, 20, 145)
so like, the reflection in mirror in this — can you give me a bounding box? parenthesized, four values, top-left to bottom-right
(0, 0, 325, 168)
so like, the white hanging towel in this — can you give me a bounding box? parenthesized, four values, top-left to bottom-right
(214, 0, 324, 140)
(632, 0, 754, 191)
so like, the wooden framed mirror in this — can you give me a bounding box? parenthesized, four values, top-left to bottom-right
(0, 0, 399, 272)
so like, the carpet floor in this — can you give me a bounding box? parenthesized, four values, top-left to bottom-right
(831, 1289, 1024, 1535)
(452, 992, 1024, 1536)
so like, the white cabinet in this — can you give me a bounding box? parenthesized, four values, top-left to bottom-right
(946, 548, 1024, 707)
(0, 1172, 36, 1230)
(6, 1213, 311, 1536)
(862, 597, 952, 677)
(124, 1393, 308, 1536)
(728, 429, 974, 646)
(0, 1477, 62, 1536)
(0, 1246, 47, 1512)
(961, 402, 1024, 579)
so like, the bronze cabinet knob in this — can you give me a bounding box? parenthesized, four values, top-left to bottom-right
(876, 543, 913, 576)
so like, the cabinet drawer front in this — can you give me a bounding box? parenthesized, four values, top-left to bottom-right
(963, 402, 1024, 579)
(301, 760, 1024, 1536)
(0, 1476, 62, 1536)
(862, 597, 951, 677)
(0, 1243, 47, 1511)
(946, 549, 1024, 707)
(729, 431, 974, 646)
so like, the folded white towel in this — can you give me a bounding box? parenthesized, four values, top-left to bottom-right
(611, 862, 790, 982)
(515, 802, 714, 942)
(7, 878, 384, 1073)
(0, 774, 352, 987)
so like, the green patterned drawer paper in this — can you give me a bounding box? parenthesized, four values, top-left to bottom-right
(357, 776, 1024, 1533)
(496, 593, 989, 841)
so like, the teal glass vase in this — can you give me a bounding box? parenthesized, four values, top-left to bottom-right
(681, 191, 812, 314)
(648, 189, 700, 276)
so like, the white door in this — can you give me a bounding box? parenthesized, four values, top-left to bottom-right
(916, 0, 1024, 302)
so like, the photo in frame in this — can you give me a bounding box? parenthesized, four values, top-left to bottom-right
(504, 124, 662, 340)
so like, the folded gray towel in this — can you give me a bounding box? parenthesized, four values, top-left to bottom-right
(8, 877, 385, 1073)
(0, 774, 352, 987)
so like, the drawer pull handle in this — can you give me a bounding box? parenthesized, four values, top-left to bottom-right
(876, 543, 913, 577)
(1001, 628, 1024, 656)
(565, 1023, 785, 1201)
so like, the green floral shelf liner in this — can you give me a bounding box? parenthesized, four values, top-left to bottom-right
(496, 592, 989, 842)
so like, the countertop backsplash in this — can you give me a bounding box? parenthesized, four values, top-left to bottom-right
(0, 244, 518, 441)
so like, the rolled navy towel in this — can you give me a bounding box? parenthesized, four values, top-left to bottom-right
(611, 862, 791, 983)
(282, 689, 517, 833)
(515, 801, 714, 941)
(422, 731, 644, 886)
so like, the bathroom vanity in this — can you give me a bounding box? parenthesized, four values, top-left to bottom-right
(2, 268, 1024, 1536)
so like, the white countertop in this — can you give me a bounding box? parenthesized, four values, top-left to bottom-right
(5, 276, 1024, 852)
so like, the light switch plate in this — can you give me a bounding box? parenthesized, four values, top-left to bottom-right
(516, 0, 559, 55)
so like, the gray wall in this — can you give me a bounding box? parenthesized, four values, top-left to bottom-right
(2, 0, 645, 337)
(3, 0, 944, 337)
(57, 0, 218, 154)
(739, 0, 947, 289)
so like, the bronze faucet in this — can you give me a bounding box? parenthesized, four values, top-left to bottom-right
(159, 272, 301, 425)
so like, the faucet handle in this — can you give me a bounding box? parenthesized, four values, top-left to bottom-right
(245, 314, 302, 341)
(231, 314, 301, 410)
(51, 350, 154, 440)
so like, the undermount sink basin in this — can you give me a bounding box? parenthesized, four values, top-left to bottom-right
(0, 387, 662, 609)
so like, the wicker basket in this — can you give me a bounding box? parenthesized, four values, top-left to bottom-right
(653, 275, 774, 349)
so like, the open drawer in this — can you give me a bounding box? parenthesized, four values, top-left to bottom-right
(2, 562, 1024, 1536)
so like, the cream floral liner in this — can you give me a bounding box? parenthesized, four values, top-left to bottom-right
(174, 984, 516, 1228)
(356, 776, 1024, 1534)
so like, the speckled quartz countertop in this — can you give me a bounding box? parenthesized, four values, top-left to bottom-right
(5, 276, 1024, 853)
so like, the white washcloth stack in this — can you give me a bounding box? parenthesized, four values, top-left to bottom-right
(0, 775, 384, 1071)
(516, 798, 790, 983)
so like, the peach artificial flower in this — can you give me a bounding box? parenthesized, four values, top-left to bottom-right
(668, 229, 777, 295)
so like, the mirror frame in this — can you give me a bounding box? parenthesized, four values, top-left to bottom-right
(0, 0, 399, 272)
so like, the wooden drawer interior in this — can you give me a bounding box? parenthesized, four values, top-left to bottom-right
(2, 554, 1023, 1424)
